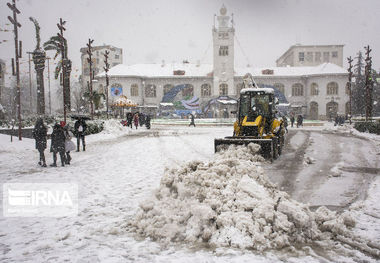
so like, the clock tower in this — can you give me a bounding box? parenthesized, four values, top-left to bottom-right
(213, 5, 235, 96)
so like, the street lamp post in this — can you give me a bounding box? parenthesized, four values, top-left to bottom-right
(86, 39, 94, 119)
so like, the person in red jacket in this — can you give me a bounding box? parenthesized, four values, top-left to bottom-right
(133, 113, 139, 129)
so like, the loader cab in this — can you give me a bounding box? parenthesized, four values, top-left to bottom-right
(238, 88, 275, 122)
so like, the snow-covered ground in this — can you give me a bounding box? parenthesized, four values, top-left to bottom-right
(0, 120, 379, 262)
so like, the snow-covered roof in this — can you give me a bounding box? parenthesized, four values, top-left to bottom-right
(96, 62, 347, 78)
(236, 63, 348, 77)
(97, 63, 213, 78)
(216, 99, 237, 105)
(240, 88, 274, 94)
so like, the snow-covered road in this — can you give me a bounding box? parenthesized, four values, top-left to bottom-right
(0, 123, 379, 262)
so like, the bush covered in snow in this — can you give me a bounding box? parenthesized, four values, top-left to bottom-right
(354, 121, 380, 135)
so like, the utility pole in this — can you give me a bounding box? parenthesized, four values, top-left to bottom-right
(7, 0, 22, 141)
(103, 50, 110, 119)
(86, 38, 94, 119)
(364, 45, 373, 121)
(47, 57, 51, 114)
(57, 18, 67, 122)
(347, 56, 353, 124)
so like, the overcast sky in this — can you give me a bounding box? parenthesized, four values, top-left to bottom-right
(1, 0, 380, 80)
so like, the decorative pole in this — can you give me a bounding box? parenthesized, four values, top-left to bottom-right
(7, 0, 22, 140)
(103, 50, 110, 119)
(47, 57, 52, 115)
(364, 45, 373, 121)
(30, 17, 46, 115)
(347, 56, 353, 124)
(57, 18, 67, 122)
(86, 38, 94, 119)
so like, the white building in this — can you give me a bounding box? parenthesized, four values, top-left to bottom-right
(95, 6, 349, 120)
(80, 45, 123, 89)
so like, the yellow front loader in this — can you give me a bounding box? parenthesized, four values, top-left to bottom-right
(214, 85, 285, 160)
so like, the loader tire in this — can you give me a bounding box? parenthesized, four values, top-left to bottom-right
(272, 137, 278, 160)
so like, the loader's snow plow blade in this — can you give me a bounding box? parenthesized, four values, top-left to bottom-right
(214, 136, 277, 160)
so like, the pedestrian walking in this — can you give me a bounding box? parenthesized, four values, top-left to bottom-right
(32, 118, 47, 167)
(282, 116, 288, 133)
(296, 115, 303, 128)
(189, 114, 196, 127)
(74, 118, 87, 151)
(126, 112, 133, 128)
(139, 113, 145, 127)
(290, 114, 295, 128)
(50, 123, 66, 167)
(145, 115, 151, 129)
(133, 113, 139, 129)
(63, 123, 75, 165)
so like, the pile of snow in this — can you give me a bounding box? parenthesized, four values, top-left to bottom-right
(130, 143, 380, 257)
(102, 119, 126, 135)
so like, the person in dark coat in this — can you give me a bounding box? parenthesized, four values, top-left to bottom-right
(139, 113, 145, 127)
(50, 123, 66, 167)
(32, 118, 47, 167)
(290, 114, 295, 128)
(282, 115, 288, 133)
(126, 112, 133, 128)
(145, 115, 151, 129)
(189, 114, 195, 127)
(74, 118, 87, 151)
(296, 115, 303, 128)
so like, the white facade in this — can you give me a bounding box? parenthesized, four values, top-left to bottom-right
(80, 45, 123, 88)
(212, 5, 235, 96)
(94, 6, 349, 120)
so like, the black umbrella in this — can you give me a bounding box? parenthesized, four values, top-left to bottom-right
(70, 114, 91, 120)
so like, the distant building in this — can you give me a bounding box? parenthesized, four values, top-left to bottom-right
(276, 44, 344, 67)
(80, 45, 122, 88)
(95, 6, 349, 120)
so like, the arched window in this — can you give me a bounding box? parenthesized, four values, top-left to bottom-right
(274, 83, 285, 95)
(182, 84, 194, 97)
(219, 83, 228, 96)
(291, 83, 304, 96)
(327, 82, 338, 95)
(145, 84, 156, 98)
(201, 83, 211, 97)
(326, 101, 338, 120)
(345, 83, 350, 95)
(236, 83, 244, 95)
(163, 84, 173, 95)
(310, 83, 319, 96)
(130, 84, 139, 97)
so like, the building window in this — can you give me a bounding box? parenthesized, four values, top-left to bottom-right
(201, 83, 211, 97)
(163, 84, 173, 95)
(315, 52, 321, 62)
(274, 83, 285, 94)
(323, 52, 330, 62)
(131, 84, 139, 97)
(96, 58, 99, 64)
(219, 46, 228, 56)
(332, 51, 338, 58)
(115, 54, 119, 59)
(310, 83, 319, 96)
(327, 82, 338, 95)
(182, 85, 194, 97)
(306, 52, 313, 62)
(291, 83, 304, 96)
(298, 52, 305, 62)
(345, 83, 350, 95)
(145, 84, 156, 97)
(219, 83, 228, 95)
